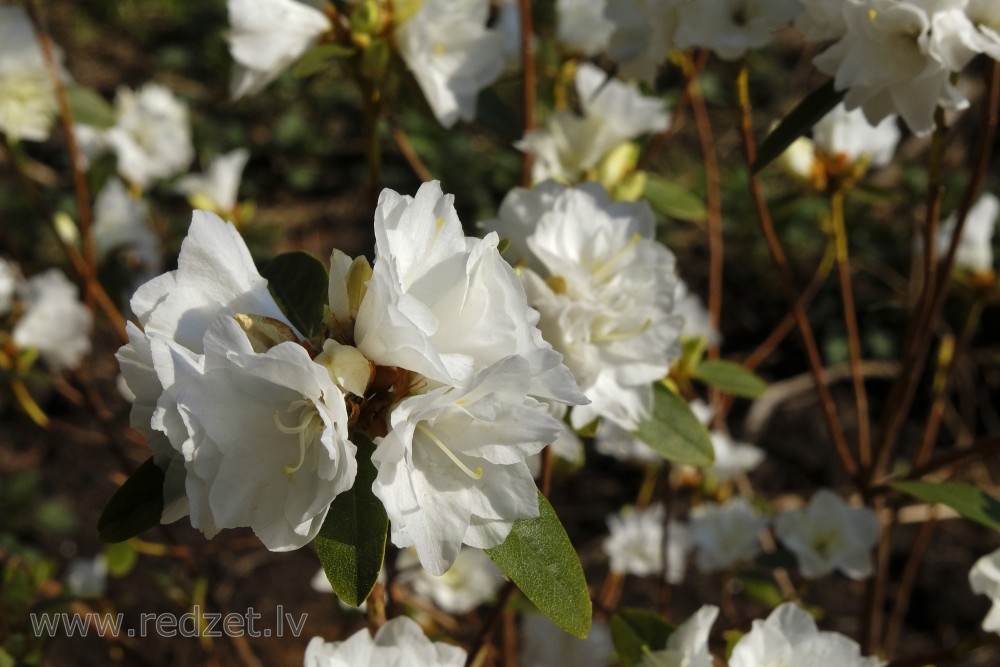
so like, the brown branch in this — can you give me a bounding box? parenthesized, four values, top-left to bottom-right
(734, 64, 856, 478)
(638, 50, 710, 171)
(883, 514, 937, 657)
(391, 126, 433, 182)
(517, 0, 535, 186)
(862, 498, 891, 654)
(868, 436, 1000, 496)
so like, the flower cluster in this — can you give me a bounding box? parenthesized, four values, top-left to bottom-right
(0, 5, 63, 143)
(118, 181, 584, 575)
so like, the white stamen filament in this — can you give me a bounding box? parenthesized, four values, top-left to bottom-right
(591, 232, 642, 282)
(273, 402, 321, 475)
(417, 423, 483, 480)
(592, 318, 652, 343)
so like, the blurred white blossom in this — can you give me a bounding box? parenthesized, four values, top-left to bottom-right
(397, 547, 504, 614)
(813, 103, 901, 169)
(604, 503, 690, 582)
(0, 258, 20, 316)
(93, 177, 161, 275)
(65, 555, 107, 598)
(774, 489, 879, 579)
(794, 0, 849, 43)
(558, 0, 616, 55)
(707, 431, 764, 481)
(969, 546, 1000, 633)
(175, 148, 250, 214)
(13, 269, 92, 370)
(936, 192, 998, 275)
(227, 0, 331, 99)
(730, 602, 885, 667)
(675, 281, 719, 345)
(394, 0, 504, 128)
(516, 63, 670, 184)
(605, 0, 682, 84)
(690, 497, 766, 572)
(674, 0, 801, 60)
(305, 616, 465, 667)
(0, 5, 63, 143)
(520, 615, 613, 667)
(639, 605, 719, 667)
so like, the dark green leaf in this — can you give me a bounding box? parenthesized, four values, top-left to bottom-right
(293, 43, 357, 78)
(611, 608, 674, 667)
(643, 175, 707, 222)
(261, 251, 329, 339)
(753, 80, 845, 173)
(633, 384, 714, 466)
(693, 360, 768, 398)
(314, 434, 388, 607)
(486, 491, 591, 638)
(738, 573, 786, 607)
(98, 457, 164, 543)
(891, 480, 1000, 532)
(66, 85, 116, 129)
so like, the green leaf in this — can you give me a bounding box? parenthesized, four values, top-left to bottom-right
(98, 457, 164, 543)
(891, 480, 1000, 531)
(314, 434, 388, 607)
(104, 542, 138, 577)
(611, 608, 674, 667)
(66, 85, 116, 129)
(261, 251, 329, 339)
(643, 175, 707, 223)
(293, 43, 357, 78)
(752, 80, 845, 173)
(738, 573, 786, 608)
(693, 360, 768, 398)
(632, 384, 714, 466)
(486, 491, 591, 638)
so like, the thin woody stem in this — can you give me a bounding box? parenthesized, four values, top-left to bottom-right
(735, 63, 857, 479)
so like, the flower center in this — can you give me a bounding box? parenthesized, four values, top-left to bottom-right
(273, 399, 325, 475)
(416, 423, 483, 480)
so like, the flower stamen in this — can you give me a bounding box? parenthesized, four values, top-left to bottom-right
(417, 423, 483, 479)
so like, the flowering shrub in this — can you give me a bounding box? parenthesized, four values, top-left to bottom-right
(2, 0, 1000, 666)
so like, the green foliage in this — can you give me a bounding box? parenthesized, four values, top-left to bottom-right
(753, 80, 845, 173)
(738, 573, 786, 607)
(294, 44, 357, 78)
(611, 608, 675, 667)
(98, 457, 165, 543)
(486, 491, 592, 638)
(65, 85, 116, 129)
(643, 174, 708, 223)
(104, 542, 138, 577)
(633, 383, 715, 466)
(693, 360, 768, 398)
(261, 251, 330, 340)
(314, 434, 388, 607)
(891, 480, 1000, 532)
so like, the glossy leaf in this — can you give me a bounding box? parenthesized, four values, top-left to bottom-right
(486, 491, 591, 638)
(891, 480, 1000, 532)
(66, 85, 116, 129)
(643, 174, 707, 223)
(611, 608, 674, 667)
(261, 251, 329, 339)
(98, 457, 164, 543)
(314, 434, 388, 607)
(293, 43, 356, 78)
(633, 383, 715, 467)
(753, 80, 845, 173)
(693, 360, 768, 398)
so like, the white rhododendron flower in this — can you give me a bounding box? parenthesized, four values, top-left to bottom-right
(227, 0, 331, 99)
(93, 177, 161, 274)
(65, 555, 108, 598)
(690, 497, 766, 572)
(730, 602, 885, 667)
(707, 431, 764, 481)
(795, 0, 849, 43)
(154, 315, 356, 550)
(936, 192, 998, 275)
(520, 615, 614, 667)
(394, 0, 504, 128)
(812, 102, 901, 169)
(774, 489, 880, 579)
(639, 605, 719, 667)
(97, 83, 194, 189)
(605, 0, 682, 84)
(516, 63, 670, 183)
(674, 0, 801, 60)
(484, 181, 682, 431)
(397, 547, 504, 614)
(175, 148, 250, 214)
(969, 546, 1000, 633)
(118, 211, 322, 533)
(13, 269, 92, 370)
(675, 281, 719, 345)
(558, 0, 616, 55)
(305, 616, 465, 667)
(604, 503, 691, 582)
(0, 5, 63, 143)
(813, 0, 978, 135)
(594, 420, 662, 464)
